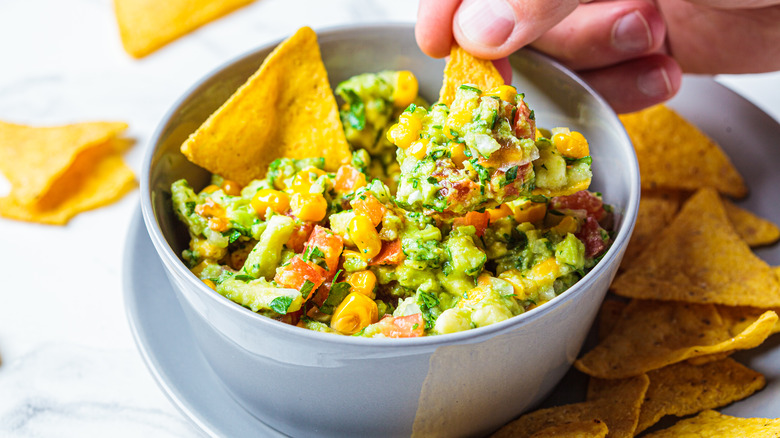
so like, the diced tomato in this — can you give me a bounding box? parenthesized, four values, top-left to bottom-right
(351, 193, 387, 227)
(374, 314, 425, 338)
(304, 226, 344, 279)
(513, 99, 536, 140)
(576, 216, 609, 258)
(369, 240, 404, 266)
(286, 222, 315, 253)
(452, 211, 490, 237)
(551, 191, 605, 221)
(334, 165, 367, 192)
(274, 256, 326, 301)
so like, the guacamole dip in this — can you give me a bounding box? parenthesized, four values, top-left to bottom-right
(171, 71, 613, 338)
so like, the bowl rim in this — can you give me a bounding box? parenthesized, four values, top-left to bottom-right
(140, 22, 640, 348)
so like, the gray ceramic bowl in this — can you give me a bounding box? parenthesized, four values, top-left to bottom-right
(141, 23, 639, 437)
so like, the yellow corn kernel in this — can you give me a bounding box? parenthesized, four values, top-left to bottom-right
(447, 109, 473, 130)
(553, 131, 590, 158)
(552, 216, 579, 235)
(202, 184, 220, 194)
(450, 142, 467, 166)
(348, 215, 382, 259)
(347, 270, 377, 299)
(221, 180, 242, 196)
(289, 166, 326, 194)
(392, 70, 418, 108)
(202, 279, 216, 290)
(291, 193, 328, 222)
(330, 292, 379, 335)
(487, 204, 512, 223)
(251, 189, 290, 219)
(387, 123, 419, 150)
(485, 85, 518, 104)
(407, 139, 428, 160)
(534, 129, 543, 140)
(511, 201, 547, 223)
(530, 257, 560, 283)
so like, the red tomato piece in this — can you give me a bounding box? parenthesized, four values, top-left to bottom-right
(351, 193, 387, 227)
(369, 240, 405, 266)
(551, 191, 605, 221)
(452, 211, 490, 237)
(334, 165, 367, 192)
(273, 256, 326, 301)
(286, 222, 315, 253)
(576, 216, 609, 258)
(304, 226, 344, 279)
(374, 313, 425, 338)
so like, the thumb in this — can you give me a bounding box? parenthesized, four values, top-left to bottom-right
(453, 0, 581, 59)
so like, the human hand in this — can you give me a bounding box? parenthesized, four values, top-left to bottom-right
(416, 0, 780, 113)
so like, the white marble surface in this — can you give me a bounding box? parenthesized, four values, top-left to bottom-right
(0, 0, 778, 437)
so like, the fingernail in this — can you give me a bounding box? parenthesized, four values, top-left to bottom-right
(611, 11, 652, 53)
(457, 0, 516, 48)
(637, 67, 672, 98)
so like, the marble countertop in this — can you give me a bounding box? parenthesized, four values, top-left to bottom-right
(0, 1, 778, 437)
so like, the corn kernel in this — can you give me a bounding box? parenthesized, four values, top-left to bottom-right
(330, 292, 379, 334)
(392, 70, 418, 108)
(195, 198, 224, 218)
(348, 215, 381, 259)
(450, 142, 467, 166)
(511, 201, 547, 223)
(485, 85, 518, 104)
(251, 189, 290, 219)
(530, 257, 559, 283)
(289, 166, 326, 194)
(487, 204, 512, 223)
(534, 129, 543, 140)
(221, 180, 242, 196)
(347, 270, 377, 299)
(407, 139, 428, 160)
(202, 184, 220, 194)
(552, 216, 579, 235)
(291, 193, 327, 222)
(553, 131, 590, 158)
(202, 279, 216, 290)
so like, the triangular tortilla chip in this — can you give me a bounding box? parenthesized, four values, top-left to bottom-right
(114, 0, 255, 58)
(0, 120, 128, 205)
(491, 374, 647, 438)
(722, 198, 780, 247)
(619, 105, 747, 198)
(527, 420, 608, 438)
(181, 27, 351, 185)
(643, 410, 780, 437)
(439, 46, 504, 106)
(621, 190, 682, 269)
(574, 299, 777, 379)
(0, 138, 136, 225)
(718, 304, 780, 337)
(588, 358, 765, 434)
(611, 188, 780, 307)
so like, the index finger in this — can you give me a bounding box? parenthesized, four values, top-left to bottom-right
(416, 0, 463, 58)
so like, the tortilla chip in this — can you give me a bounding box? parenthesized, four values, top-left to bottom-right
(600, 358, 765, 434)
(619, 105, 747, 198)
(684, 351, 733, 366)
(0, 138, 136, 225)
(596, 298, 628, 342)
(722, 198, 780, 247)
(181, 27, 350, 185)
(642, 410, 780, 437)
(527, 420, 608, 438)
(621, 190, 682, 269)
(439, 46, 504, 106)
(114, 0, 255, 58)
(0, 120, 128, 205)
(612, 188, 780, 307)
(491, 374, 647, 438)
(574, 299, 777, 379)
(718, 304, 780, 337)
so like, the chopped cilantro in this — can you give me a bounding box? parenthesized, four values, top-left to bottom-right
(269, 296, 293, 315)
(300, 280, 315, 299)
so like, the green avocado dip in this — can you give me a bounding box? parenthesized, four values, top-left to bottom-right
(171, 70, 613, 338)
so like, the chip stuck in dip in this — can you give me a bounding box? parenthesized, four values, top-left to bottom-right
(171, 27, 612, 337)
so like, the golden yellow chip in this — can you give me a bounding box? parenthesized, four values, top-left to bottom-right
(642, 410, 780, 437)
(114, 0, 255, 58)
(527, 420, 608, 438)
(491, 374, 648, 438)
(619, 105, 747, 198)
(718, 304, 780, 337)
(722, 198, 780, 247)
(439, 46, 504, 106)
(620, 190, 682, 269)
(596, 298, 627, 342)
(0, 120, 128, 205)
(596, 358, 765, 434)
(612, 188, 780, 307)
(0, 138, 136, 225)
(574, 299, 777, 379)
(181, 27, 350, 185)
